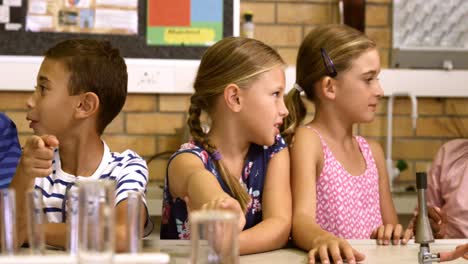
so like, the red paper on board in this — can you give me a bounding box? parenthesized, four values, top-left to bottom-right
(148, 0, 191, 27)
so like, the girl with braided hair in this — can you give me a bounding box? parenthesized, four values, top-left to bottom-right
(160, 36, 291, 254)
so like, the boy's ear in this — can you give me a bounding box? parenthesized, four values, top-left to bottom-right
(75, 92, 99, 119)
(320, 76, 336, 100)
(223, 83, 242, 112)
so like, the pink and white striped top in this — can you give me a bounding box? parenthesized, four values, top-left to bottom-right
(308, 127, 383, 239)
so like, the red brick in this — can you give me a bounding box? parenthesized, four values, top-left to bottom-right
(0, 92, 30, 110)
(278, 3, 333, 25)
(240, 2, 276, 23)
(126, 113, 185, 134)
(159, 95, 191, 112)
(123, 94, 157, 112)
(102, 135, 157, 157)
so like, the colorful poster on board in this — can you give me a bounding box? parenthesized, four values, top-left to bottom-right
(147, 0, 223, 46)
(25, 0, 138, 35)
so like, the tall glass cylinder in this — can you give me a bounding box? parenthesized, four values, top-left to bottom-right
(190, 210, 239, 264)
(26, 189, 45, 254)
(78, 180, 115, 264)
(0, 188, 17, 255)
(66, 187, 79, 256)
(127, 191, 142, 253)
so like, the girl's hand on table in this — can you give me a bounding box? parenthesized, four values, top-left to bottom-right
(370, 224, 403, 245)
(308, 235, 365, 264)
(185, 195, 247, 232)
(201, 196, 247, 232)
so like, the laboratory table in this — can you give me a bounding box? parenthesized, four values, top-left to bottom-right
(0, 239, 466, 263)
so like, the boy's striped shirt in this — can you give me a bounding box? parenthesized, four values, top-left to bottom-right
(34, 142, 153, 236)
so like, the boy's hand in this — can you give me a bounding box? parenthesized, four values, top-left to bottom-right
(370, 224, 403, 245)
(19, 135, 59, 178)
(427, 207, 446, 238)
(201, 196, 246, 232)
(401, 206, 446, 244)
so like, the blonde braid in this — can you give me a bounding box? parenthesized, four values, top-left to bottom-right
(188, 96, 251, 212)
(187, 99, 205, 144)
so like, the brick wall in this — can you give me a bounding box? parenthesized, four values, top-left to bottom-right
(0, 92, 189, 183)
(1, 0, 467, 187)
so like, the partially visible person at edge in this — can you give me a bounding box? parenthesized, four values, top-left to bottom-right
(402, 139, 468, 243)
(0, 112, 21, 189)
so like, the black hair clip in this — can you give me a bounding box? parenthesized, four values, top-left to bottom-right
(320, 48, 338, 78)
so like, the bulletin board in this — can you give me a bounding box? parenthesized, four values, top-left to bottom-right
(0, 0, 234, 60)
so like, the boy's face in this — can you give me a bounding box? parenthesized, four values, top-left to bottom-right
(26, 58, 81, 137)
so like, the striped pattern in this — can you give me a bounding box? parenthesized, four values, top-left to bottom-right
(34, 141, 153, 236)
(0, 113, 21, 189)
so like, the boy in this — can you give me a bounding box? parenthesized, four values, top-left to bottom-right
(10, 39, 152, 251)
(0, 112, 21, 188)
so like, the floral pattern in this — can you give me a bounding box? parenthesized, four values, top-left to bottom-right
(160, 135, 286, 239)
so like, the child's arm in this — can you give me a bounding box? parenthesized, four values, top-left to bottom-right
(42, 223, 67, 248)
(114, 199, 147, 252)
(39, 200, 148, 252)
(9, 135, 58, 246)
(43, 156, 150, 252)
(440, 243, 468, 261)
(291, 127, 364, 264)
(237, 147, 291, 254)
(368, 140, 403, 245)
(425, 156, 447, 238)
(426, 144, 445, 208)
(168, 153, 245, 227)
(110, 154, 152, 252)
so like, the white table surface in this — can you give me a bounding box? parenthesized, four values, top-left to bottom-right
(157, 239, 468, 264)
(1, 239, 466, 263)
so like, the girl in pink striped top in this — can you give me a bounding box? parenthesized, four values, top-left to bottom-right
(281, 24, 402, 264)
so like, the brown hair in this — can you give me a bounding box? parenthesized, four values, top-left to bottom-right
(188, 37, 285, 211)
(282, 24, 376, 143)
(44, 39, 127, 134)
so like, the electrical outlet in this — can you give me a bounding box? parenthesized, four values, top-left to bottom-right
(125, 58, 199, 93)
(131, 67, 175, 93)
(137, 70, 159, 90)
